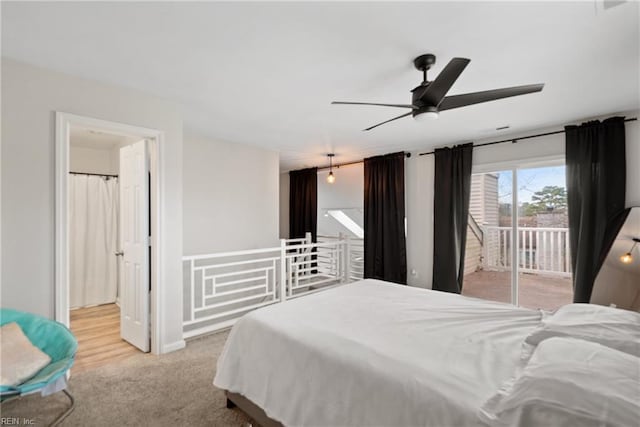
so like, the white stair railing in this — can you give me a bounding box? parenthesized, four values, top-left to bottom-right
(318, 235, 364, 281)
(283, 238, 345, 299)
(183, 234, 358, 338)
(182, 246, 282, 338)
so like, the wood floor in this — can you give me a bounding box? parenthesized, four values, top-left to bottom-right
(462, 270, 573, 311)
(70, 303, 140, 373)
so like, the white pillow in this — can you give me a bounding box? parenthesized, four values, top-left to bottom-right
(479, 337, 640, 427)
(524, 303, 640, 357)
(0, 322, 51, 387)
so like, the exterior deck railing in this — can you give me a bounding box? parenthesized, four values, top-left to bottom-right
(482, 226, 571, 277)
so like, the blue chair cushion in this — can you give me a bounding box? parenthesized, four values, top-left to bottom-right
(1, 309, 77, 396)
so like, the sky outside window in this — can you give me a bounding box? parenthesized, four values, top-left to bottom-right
(498, 166, 566, 204)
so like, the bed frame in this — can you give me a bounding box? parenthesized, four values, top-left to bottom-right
(226, 391, 284, 427)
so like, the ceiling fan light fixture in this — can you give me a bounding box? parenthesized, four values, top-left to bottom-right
(414, 105, 439, 122)
(415, 110, 439, 121)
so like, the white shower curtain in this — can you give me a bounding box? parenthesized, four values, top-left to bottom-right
(70, 174, 119, 309)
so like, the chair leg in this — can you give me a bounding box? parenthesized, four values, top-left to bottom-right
(50, 389, 75, 427)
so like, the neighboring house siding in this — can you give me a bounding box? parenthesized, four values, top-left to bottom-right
(482, 174, 499, 226)
(464, 224, 482, 276)
(469, 173, 499, 226)
(464, 173, 499, 275)
(469, 174, 485, 224)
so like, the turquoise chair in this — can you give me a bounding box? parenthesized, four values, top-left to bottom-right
(1, 309, 78, 426)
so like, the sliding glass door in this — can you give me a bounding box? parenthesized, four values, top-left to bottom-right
(462, 163, 573, 310)
(515, 165, 572, 309)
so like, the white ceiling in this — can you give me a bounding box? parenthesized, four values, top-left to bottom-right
(2, 1, 638, 171)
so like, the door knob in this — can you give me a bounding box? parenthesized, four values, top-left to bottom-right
(115, 251, 124, 257)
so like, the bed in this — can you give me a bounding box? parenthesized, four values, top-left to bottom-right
(213, 279, 640, 426)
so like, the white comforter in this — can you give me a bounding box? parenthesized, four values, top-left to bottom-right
(214, 279, 543, 427)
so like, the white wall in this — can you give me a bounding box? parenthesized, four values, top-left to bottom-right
(405, 154, 435, 288)
(1, 59, 184, 352)
(317, 164, 363, 237)
(625, 119, 640, 207)
(70, 145, 119, 175)
(591, 211, 640, 311)
(280, 164, 365, 239)
(183, 133, 279, 254)
(405, 110, 639, 295)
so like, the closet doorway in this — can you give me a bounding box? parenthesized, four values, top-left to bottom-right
(55, 113, 164, 368)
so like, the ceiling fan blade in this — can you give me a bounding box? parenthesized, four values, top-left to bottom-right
(417, 57, 470, 105)
(332, 101, 417, 109)
(439, 83, 544, 111)
(363, 112, 412, 131)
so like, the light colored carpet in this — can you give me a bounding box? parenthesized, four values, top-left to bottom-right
(1, 330, 252, 426)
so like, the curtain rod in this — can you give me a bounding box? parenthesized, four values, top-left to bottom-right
(418, 117, 637, 156)
(317, 152, 411, 172)
(69, 171, 119, 178)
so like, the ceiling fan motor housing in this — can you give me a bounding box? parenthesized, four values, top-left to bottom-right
(412, 54, 437, 117)
(411, 83, 436, 118)
(413, 53, 436, 72)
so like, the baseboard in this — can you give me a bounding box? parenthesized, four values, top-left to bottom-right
(162, 339, 186, 353)
(182, 318, 238, 339)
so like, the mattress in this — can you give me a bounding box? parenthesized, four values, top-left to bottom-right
(214, 279, 543, 426)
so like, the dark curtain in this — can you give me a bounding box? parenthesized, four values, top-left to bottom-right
(432, 143, 473, 294)
(363, 152, 407, 284)
(289, 167, 318, 241)
(565, 117, 626, 303)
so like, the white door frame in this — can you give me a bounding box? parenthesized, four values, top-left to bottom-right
(55, 112, 164, 354)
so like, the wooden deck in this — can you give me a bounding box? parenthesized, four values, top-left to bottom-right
(70, 303, 140, 373)
(462, 270, 573, 311)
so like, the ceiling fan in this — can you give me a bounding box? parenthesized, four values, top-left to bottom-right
(332, 54, 544, 131)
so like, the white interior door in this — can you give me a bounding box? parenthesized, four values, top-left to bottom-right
(119, 140, 150, 352)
